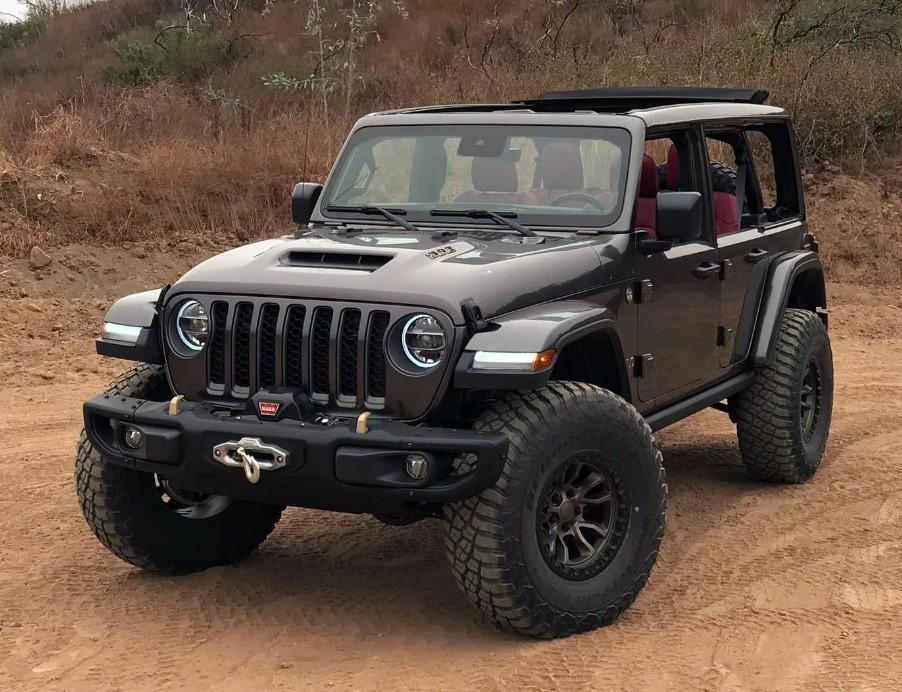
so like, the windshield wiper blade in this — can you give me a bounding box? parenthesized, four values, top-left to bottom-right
(326, 205, 420, 233)
(428, 209, 537, 237)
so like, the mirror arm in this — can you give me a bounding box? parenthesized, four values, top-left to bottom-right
(636, 232, 673, 255)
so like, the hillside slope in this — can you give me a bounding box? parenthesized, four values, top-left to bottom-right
(0, 0, 900, 282)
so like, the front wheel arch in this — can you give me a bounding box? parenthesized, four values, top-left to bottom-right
(550, 329, 631, 402)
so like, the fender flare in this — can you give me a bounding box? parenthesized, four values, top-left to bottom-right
(454, 300, 630, 395)
(750, 251, 826, 367)
(97, 288, 165, 364)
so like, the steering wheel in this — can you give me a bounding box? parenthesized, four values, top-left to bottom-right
(547, 192, 607, 210)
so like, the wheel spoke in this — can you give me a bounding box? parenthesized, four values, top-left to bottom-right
(574, 471, 604, 495)
(575, 519, 609, 538)
(580, 491, 612, 506)
(571, 524, 596, 556)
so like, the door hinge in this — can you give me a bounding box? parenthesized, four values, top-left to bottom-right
(717, 325, 733, 347)
(630, 353, 654, 378)
(720, 259, 733, 280)
(638, 279, 654, 303)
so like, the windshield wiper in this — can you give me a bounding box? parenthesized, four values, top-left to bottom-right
(428, 209, 537, 238)
(325, 205, 420, 233)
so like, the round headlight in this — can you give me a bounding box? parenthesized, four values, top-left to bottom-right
(401, 314, 445, 368)
(176, 300, 209, 351)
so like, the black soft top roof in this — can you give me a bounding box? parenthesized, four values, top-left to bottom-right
(515, 87, 769, 112)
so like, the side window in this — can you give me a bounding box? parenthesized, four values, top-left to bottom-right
(744, 123, 802, 223)
(703, 131, 743, 238)
(703, 123, 802, 239)
(639, 129, 709, 242)
(745, 130, 776, 209)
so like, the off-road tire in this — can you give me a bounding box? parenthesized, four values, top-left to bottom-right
(444, 382, 667, 639)
(658, 160, 737, 195)
(75, 363, 284, 574)
(735, 308, 833, 483)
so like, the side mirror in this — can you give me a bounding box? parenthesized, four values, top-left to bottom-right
(656, 191, 703, 243)
(291, 182, 323, 225)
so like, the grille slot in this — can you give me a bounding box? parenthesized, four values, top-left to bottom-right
(208, 302, 228, 386)
(338, 309, 361, 398)
(310, 308, 334, 397)
(233, 303, 254, 389)
(258, 304, 280, 388)
(284, 306, 306, 388)
(366, 311, 390, 400)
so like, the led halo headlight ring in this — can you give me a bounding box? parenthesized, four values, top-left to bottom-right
(175, 300, 209, 352)
(400, 314, 446, 369)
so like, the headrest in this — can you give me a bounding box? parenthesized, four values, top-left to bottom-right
(540, 141, 584, 190)
(471, 156, 518, 193)
(667, 145, 680, 191)
(639, 154, 659, 198)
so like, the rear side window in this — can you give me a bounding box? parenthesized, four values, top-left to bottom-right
(744, 123, 802, 221)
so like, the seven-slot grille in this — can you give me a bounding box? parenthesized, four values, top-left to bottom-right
(206, 300, 392, 407)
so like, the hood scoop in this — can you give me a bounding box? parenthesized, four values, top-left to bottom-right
(283, 251, 393, 272)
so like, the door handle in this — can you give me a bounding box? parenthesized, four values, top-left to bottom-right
(744, 248, 769, 264)
(692, 261, 721, 279)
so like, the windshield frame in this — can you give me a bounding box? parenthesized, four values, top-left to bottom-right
(317, 122, 634, 232)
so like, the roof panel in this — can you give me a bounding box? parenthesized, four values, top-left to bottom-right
(517, 86, 770, 112)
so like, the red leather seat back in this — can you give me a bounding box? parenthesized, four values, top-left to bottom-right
(634, 154, 659, 235)
(667, 145, 739, 235)
(713, 191, 739, 235)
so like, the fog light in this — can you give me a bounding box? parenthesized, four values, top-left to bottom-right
(123, 427, 144, 449)
(404, 453, 428, 480)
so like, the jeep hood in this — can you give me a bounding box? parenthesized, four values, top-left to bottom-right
(169, 229, 628, 323)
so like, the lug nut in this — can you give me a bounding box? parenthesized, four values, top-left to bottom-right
(404, 453, 429, 480)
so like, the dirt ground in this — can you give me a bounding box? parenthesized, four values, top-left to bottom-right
(1, 247, 901, 691)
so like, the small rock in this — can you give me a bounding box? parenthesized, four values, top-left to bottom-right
(29, 246, 53, 270)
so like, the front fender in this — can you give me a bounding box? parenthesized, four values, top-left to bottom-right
(97, 288, 164, 364)
(454, 300, 626, 390)
(750, 251, 826, 367)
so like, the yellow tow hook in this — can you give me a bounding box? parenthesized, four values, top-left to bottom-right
(168, 395, 184, 416)
(356, 411, 371, 434)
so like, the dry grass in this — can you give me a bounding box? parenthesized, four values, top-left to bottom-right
(0, 0, 900, 284)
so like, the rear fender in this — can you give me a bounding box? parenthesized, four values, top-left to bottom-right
(750, 251, 826, 367)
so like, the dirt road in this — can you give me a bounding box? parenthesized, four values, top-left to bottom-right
(1, 249, 900, 691)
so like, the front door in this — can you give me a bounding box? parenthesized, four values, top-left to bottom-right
(636, 241, 721, 402)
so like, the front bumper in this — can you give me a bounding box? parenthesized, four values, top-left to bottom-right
(83, 393, 508, 514)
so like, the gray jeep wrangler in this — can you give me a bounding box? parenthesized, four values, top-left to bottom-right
(78, 87, 832, 638)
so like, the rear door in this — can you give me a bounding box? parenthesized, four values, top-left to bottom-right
(703, 121, 807, 368)
(636, 128, 721, 402)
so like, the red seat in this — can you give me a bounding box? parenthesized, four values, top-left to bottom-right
(666, 145, 738, 236)
(634, 154, 659, 235)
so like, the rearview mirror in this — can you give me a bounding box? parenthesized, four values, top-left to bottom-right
(291, 182, 323, 225)
(657, 191, 703, 243)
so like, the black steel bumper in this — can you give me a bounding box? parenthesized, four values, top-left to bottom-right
(83, 393, 508, 514)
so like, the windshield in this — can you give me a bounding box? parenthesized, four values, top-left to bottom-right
(320, 124, 631, 229)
